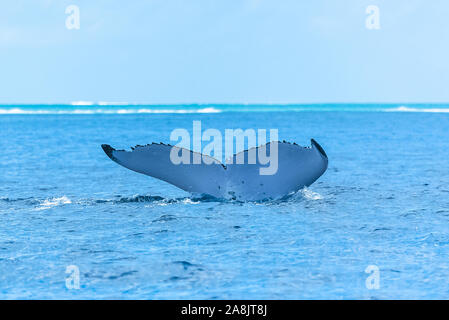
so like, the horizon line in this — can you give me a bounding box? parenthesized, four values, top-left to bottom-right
(1, 102, 449, 106)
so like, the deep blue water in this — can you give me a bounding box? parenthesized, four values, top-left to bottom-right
(1, 104, 449, 299)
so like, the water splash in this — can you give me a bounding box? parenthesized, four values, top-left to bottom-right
(300, 187, 323, 200)
(35, 196, 72, 211)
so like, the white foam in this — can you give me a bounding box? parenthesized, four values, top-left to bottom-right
(113, 108, 221, 114)
(300, 187, 323, 200)
(35, 196, 72, 211)
(98, 101, 133, 106)
(71, 101, 94, 106)
(386, 106, 449, 113)
(182, 198, 200, 204)
(1, 105, 449, 114)
(0, 107, 222, 114)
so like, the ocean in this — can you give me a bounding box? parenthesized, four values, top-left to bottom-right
(1, 104, 449, 299)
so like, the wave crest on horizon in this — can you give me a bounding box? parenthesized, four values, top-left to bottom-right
(0, 107, 222, 115)
(386, 106, 449, 113)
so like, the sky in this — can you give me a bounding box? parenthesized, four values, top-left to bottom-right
(1, 0, 449, 104)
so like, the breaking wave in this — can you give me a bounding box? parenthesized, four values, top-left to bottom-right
(385, 106, 449, 113)
(1, 104, 449, 114)
(0, 107, 221, 115)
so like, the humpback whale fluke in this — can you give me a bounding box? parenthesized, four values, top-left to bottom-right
(101, 140, 328, 201)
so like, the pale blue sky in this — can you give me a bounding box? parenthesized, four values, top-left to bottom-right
(1, 0, 449, 104)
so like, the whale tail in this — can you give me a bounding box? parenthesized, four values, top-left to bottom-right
(101, 140, 328, 201)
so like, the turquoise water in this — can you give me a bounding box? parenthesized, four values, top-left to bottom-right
(1, 104, 449, 299)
